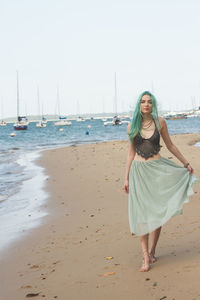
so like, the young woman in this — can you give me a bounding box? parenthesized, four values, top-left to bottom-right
(123, 91, 198, 272)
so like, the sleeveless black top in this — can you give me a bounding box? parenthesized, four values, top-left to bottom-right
(133, 119, 162, 159)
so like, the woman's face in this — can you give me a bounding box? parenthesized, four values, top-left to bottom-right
(140, 94, 152, 114)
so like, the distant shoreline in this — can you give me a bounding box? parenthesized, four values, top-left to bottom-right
(1, 112, 131, 123)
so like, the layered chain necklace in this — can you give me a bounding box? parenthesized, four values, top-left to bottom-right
(141, 118, 153, 131)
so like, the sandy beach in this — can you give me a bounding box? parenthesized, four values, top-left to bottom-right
(0, 133, 200, 300)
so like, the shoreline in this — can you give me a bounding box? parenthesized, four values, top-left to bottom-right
(0, 132, 200, 299)
(1, 132, 200, 255)
(0, 150, 49, 255)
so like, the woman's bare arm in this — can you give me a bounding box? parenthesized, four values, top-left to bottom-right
(124, 124, 136, 180)
(160, 117, 189, 166)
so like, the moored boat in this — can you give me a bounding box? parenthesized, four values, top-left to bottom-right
(36, 120, 47, 128)
(54, 87, 71, 126)
(54, 119, 72, 126)
(14, 116, 28, 130)
(0, 120, 6, 126)
(165, 113, 187, 120)
(14, 72, 28, 130)
(76, 116, 85, 122)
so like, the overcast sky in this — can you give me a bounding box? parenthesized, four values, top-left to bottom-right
(1, 0, 200, 118)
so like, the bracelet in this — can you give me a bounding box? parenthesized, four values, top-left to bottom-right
(184, 162, 189, 168)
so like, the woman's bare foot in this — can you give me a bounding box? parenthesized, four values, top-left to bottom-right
(149, 251, 157, 264)
(139, 251, 150, 272)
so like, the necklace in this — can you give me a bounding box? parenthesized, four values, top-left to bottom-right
(142, 119, 153, 130)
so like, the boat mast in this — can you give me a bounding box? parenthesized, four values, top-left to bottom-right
(16, 71, 19, 119)
(1, 97, 3, 121)
(102, 98, 105, 114)
(57, 86, 60, 116)
(37, 86, 40, 118)
(41, 102, 44, 120)
(114, 72, 117, 115)
(76, 100, 80, 116)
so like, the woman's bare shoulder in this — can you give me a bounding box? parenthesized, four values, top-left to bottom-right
(158, 116, 166, 128)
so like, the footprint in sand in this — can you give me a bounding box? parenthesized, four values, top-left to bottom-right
(29, 265, 40, 269)
(21, 285, 32, 289)
(52, 260, 61, 265)
(50, 269, 55, 273)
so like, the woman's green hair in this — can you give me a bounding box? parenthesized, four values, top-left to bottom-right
(128, 91, 160, 143)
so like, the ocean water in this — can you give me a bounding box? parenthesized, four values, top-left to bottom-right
(0, 116, 200, 252)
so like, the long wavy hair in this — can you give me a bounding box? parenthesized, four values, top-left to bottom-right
(128, 91, 160, 143)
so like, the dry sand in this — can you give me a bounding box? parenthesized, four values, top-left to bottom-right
(0, 133, 200, 300)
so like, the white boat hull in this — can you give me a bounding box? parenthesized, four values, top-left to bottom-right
(14, 122, 28, 130)
(36, 121, 47, 128)
(54, 120, 72, 126)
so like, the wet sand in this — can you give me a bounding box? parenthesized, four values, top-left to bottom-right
(0, 133, 200, 300)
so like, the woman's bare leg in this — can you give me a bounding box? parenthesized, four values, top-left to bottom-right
(149, 226, 162, 263)
(139, 233, 150, 272)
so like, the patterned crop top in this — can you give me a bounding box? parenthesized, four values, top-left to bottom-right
(133, 119, 162, 160)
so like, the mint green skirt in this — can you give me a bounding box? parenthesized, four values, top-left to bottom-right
(128, 157, 198, 236)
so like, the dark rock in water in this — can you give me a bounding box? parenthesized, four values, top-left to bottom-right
(12, 147, 19, 150)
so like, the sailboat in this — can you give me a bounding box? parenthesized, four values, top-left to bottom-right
(76, 100, 85, 122)
(104, 73, 122, 126)
(54, 87, 71, 126)
(77, 116, 85, 122)
(36, 87, 47, 128)
(0, 120, 6, 126)
(42, 116, 47, 123)
(36, 120, 47, 127)
(14, 71, 28, 130)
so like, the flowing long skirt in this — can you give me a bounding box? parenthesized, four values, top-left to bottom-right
(128, 157, 198, 236)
